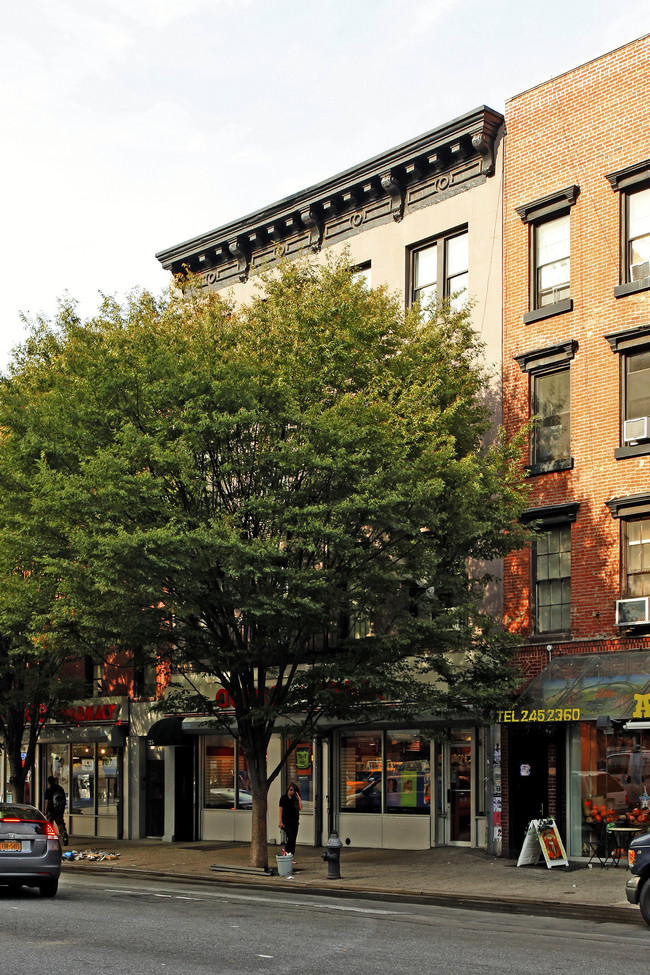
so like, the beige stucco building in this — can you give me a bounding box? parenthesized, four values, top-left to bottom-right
(154, 106, 505, 851)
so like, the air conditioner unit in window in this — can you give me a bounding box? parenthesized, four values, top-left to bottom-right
(624, 416, 650, 443)
(631, 261, 650, 282)
(616, 596, 650, 626)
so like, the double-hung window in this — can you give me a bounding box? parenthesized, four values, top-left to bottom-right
(606, 494, 650, 627)
(522, 503, 579, 637)
(411, 229, 468, 311)
(531, 368, 570, 466)
(606, 160, 650, 297)
(627, 188, 650, 283)
(625, 518, 650, 599)
(535, 215, 570, 308)
(535, 525, 572, 634)
(605, 324, 650, 458)
(515, 185, 579, 323)
(514, 340, 577, 474)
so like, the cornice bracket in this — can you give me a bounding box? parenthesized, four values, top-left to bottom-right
(380, 171, 404, 222)
(228, 237, 250, 283)
(472, 132, 495, 176)
(300, 207, 324, 252)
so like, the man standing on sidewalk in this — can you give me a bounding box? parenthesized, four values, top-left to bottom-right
(44, 775, 68, 846)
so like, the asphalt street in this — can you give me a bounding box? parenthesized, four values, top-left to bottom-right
(1, 873, 649, 975)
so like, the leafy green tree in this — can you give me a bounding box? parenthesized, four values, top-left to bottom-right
(0, 419, 84, 802)
(0, 257, 527, 861)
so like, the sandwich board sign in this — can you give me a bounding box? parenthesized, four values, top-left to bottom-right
(517, 817, 568, 868)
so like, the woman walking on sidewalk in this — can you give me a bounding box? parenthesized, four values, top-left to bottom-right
(279, 782, 302, 860)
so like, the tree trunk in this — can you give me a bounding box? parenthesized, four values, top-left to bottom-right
(249, 787, 269, 869)
(5, 735, 27, 803)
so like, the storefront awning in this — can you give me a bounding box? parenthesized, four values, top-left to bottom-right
(147, 717, 188, 746)
(516, 650, 650, 721)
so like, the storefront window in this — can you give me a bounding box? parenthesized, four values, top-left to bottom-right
(575, 723, 650, 856)
(340, 733, 382, 812)
(339, 732, 431, 814)
(204, 736, 236, 808)
(97, 746, 118, 813)
(285, 741, 314, 813)
(385, 732, 431, 815)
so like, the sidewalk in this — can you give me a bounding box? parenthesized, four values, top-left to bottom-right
(60, 838, 643, 926)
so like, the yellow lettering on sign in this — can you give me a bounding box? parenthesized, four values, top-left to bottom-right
(633, 694, 650, 719)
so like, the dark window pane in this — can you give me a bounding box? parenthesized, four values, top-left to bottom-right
(627, 517, 650, 598)
(532, 369, 570, 464)
(626, 349, 650, 420)
(536, 525, 571, 633)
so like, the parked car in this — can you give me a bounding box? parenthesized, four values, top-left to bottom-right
(0, 803, 62, 897)
(625, 830, 650, 925)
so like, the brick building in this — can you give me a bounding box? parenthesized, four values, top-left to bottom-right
(501, 35, 650, 858)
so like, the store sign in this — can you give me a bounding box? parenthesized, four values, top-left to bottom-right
(632, 694, 650, 718)
(497, 708, 581, 723)
(61, 703, 118, 723)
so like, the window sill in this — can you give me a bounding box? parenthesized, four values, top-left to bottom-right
(615, 443, 650, 459)
(523, 299, 573, 324)
(614, 278, 650, 298)
(525, 458, 574, 476)
(528, 631, 571, 644)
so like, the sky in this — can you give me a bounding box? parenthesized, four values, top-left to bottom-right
(2, 0, 650, 370)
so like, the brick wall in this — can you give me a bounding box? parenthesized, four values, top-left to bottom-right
(503, 34, 650, 652)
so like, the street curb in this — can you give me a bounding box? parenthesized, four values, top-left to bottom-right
(62, 863, 644, 927)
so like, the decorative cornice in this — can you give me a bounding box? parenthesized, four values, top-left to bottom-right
(156, 106, 503, 288)
(605, 158, 650, 192)
(605, 323, 650, 353)
(606, 493, 650, 518)
(520, 502, 580, 524)
(515, 184, 580, 223)
(514, 339, 578, 373)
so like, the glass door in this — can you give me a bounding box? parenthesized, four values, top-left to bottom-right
(446, 732, 473, 844)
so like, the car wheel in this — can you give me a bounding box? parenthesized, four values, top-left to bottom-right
(39, 879, 58, 898)
(639, 880, 650, 927)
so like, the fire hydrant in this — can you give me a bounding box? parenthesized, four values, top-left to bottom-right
(321, 829, 343, 879)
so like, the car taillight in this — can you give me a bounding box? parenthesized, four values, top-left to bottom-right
(45, 821, 58, 838)
(1, 817, 21, 823)
(629, 849, 636, 867)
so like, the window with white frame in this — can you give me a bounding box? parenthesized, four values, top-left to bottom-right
(605, 325, 650, 457)
(626, 187, 650, 284)
(351, 264, 371, 289)
(411, 230, 468, 311)
(534, 215, 570, 308)
(625, 517, 650, 599)
(606, 160, 650, 297)
(515, 185, 579, 323)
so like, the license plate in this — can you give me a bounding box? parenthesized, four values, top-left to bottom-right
(0, 841, 21, 851)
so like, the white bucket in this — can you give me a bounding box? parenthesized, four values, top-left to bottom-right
(276, 854, 294, 877)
